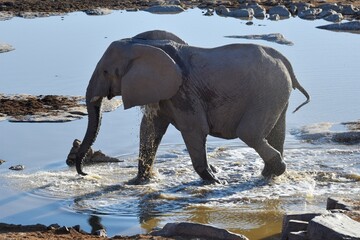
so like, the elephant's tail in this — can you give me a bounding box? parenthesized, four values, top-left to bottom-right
(292, 80, 310, 113)
(289, 67, 310, 113)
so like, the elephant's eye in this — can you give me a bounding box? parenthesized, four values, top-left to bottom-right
(103, 70, 108, 75)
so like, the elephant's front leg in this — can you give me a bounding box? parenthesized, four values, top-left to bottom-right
(181, 131, 222, 184)
(131, 114, 169, 184)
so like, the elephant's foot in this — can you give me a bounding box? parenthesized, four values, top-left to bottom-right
(127, 174, 152, 185)
(198, 167, 225, 184)
(261, 156, 286, 178)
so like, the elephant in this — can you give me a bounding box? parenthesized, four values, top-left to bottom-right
(74, 30, 310, 184)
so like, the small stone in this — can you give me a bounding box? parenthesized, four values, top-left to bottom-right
(9, 165, 25, 171)
(93, 229, 107, 237)
(55, 226, 70, 234)
(47, 223, 61, 230)
(269, 14, 280, 21)
(298, 8, 322, 20)
(204, 9, 214, 16)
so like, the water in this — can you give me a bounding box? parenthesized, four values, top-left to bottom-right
(0, 9, 360, 239)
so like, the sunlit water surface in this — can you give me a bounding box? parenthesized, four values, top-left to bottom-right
(0, 9, 359, 239)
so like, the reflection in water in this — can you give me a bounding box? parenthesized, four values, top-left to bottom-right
(88, 215, 106, 235)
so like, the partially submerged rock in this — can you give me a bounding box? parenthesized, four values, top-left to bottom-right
(0, 94, 122, 123)
(317, 20, 360, 33)
(9, 165, 25, 171)
(151, 222, 249, 240)
(66, 139, 121, 166)
(216, 5, 254, 19)
(225, 33, 293, 46)
(0, 42, 14, 53)
(293, 121, 360, 144)
(84, 8, 112, 16)
(144, 5, 185, 14)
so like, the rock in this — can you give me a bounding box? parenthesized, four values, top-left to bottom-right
(55, 226, 70, 234)
(225, 33, 293, 46)
(151, 222, 249, 240)
(9, 165, 25, 171)
(281, 212, 325, 240)
(0, 12, 13, 20)
(16, 12, 63, 19)
(296, 2, 313, 13)
(93, 229, 107, 237)
(47, 223, 61, 230)
(324, 12, 343, 22)
(307, 213, 360, 240)
(0, 42, 14, 53)
(319, 3, 342, 12)
(66, 139, 121, 166)
(327, 197, 359, 211)
(0, 159, 5, 165)
(269, 14, 280, 21)
(84, 8, 112, 15)
(143, 5, 185, 14)
(71, 225, 81, 232)
(317, 20, 360, 32)
(298, 8, 322, 20)
(318, 9, 337, 18)
(204, 8, 214, 16)
(268, 5, 291, 18)
(341, 4, 359, 15)
(248, 3, 266, 18)
(288, 231, 307, 240)
(215, 5, 254, 19)
(293, 121, 360, 144)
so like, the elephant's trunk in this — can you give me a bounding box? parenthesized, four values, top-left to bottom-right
(75, 96, 103, 175)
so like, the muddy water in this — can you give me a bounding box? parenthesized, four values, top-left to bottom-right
(0, 9, 359, 239)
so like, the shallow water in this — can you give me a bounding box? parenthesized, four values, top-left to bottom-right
(0, 9, 359, 239)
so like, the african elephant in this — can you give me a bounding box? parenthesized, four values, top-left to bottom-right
(74, 30, 310, 184)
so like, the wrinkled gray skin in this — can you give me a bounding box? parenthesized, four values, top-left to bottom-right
(75, 30, 310, 184)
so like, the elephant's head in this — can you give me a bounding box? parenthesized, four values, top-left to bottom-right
(75, 35, 183, 175)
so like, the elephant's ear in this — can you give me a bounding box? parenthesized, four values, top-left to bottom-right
(121, 44, 183, 109)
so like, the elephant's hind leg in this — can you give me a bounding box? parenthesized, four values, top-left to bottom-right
(236, 109, 286, 178)
(131, 114, 169, 184)
(266, 104, 288, 156)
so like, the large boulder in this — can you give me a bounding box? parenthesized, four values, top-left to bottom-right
(307, 213, 360, 240)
